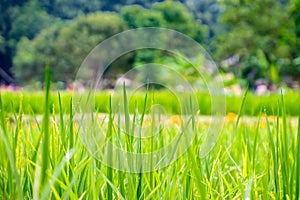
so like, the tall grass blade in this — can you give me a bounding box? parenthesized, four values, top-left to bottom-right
(150, 88, 155, 189)
(280, 92, 289, 199)
(107, 95, 113, 200)
(40, 64, 51, 186)
(0, 93, 7, 136)
(265, 111, 279, 197)
(69, 97, 74, 149)
(123, 82, 132, 152)
(252, 110, 261, 172)
(137, 92, 148, 200)
(117, 111, 125, 197)
(295, 112, 300, 200)
(58, 92, 66, 147)
(13, 92, 23, 162)
(235, 87, 248, 129)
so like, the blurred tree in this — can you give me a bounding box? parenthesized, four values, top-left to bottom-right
(120, 1, 208, 88)
(0, 0, 29, 81)
(121, 5, 166, 28)
(4, 0, 213, 85)
(182, 0, 221, 38)
(293, 1, 300, 34)
(152, 1, 208, 43)
(0, 33, 5, 54)
(278, 0, 300, 81)
(102, 0, 164, 11)
(121, 4, 166, 84)
(40, 0, 102, 19)
(8, 0, 56, 55)
(121, 1, 208, 42)
(13, 12, 127, 85)
(215, 0, 293, 87)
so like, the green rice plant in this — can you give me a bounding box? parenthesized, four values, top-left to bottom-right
(265, 110, 280, 198)
(107, 95, 113, 200)
(58, 92, 66, 149)
(1, 89, 300, 116)
(40, 64, 51, 186)
(1, 69, 300, 199)
(296, 111, 300, 200)
(0, 93, 23, 199)
(136, 90, 148, 200)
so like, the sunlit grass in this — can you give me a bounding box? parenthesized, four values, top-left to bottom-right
(0, 74, 300, 199)
(1, 89, 300, 116)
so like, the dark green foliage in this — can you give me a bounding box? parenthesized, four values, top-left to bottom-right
(121, 1, 208, 43)
(1, 0, 300, 88)
(152, 1, 208, 43)
(8, 1, 55, 53)
(44, 0, 102, 19)
(215, 0, 299, 86)
(13, 12, 127, 85)
(12, 1, 209, 86)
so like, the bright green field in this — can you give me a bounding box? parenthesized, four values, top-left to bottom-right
(1, 89, 300, 116)
(0, 84, 300, 199)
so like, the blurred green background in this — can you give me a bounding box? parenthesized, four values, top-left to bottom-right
(0, 0, 299, 92)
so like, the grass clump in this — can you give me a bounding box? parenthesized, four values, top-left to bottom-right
(0, 71, 300, 199)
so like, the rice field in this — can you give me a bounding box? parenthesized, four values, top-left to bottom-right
(0, 76, 300, 199)
(1, 89, 300, 116)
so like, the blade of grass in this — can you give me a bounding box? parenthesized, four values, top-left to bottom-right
(123, 82, 132, 152)
(265, 110, 279, 198)
(40, 64, 51, 186)
(0, 93, 7, 136)
(235, 87, 248, 129)
(295, 111, 300, 200)
(117, 110, 125, 197)
(252, 110, 261, 172)
(13, 92, 23, 163)
(107, 95, 113, 200)
(69, 97, 74, 150)
(150, 87, 155, 189)
(280, 91, 289, 199)
(136, 92, 148, 200)
(58, 92, 66, 148)
(68, 97, 75, 187)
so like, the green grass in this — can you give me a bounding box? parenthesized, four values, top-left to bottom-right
(1, 76, 300, 199)
(1, 89, 300, 116)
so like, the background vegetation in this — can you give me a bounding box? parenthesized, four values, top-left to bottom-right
(1, 90, 300, 116)
(1, 2, 300, 199)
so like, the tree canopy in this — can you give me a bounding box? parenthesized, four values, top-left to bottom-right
(215, 0, 299, 87)
(13, 12, 127, 85)
(12, 1, 208, 86)
(0, 0, 299, 88)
